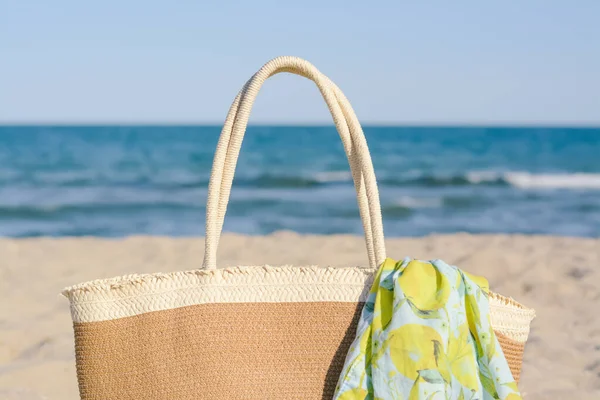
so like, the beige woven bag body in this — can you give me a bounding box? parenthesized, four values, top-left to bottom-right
(63, 56, 535, 400)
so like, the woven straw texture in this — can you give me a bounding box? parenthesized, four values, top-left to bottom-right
(73, 302, 363, 400)
(496, 332, 526, 383)
(64, 56, 535, 399)
(69, 288, 530, 399)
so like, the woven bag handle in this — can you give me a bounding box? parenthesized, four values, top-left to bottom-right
(203, 56, 386, 270)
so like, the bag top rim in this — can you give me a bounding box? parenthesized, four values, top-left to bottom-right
(62, 261, 535, 331)
(62, 264, 377, 299)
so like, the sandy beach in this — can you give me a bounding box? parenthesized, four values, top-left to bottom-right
(1, 233, 599, 399)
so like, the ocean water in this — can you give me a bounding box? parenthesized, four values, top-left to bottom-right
(0, 126, 598, 238)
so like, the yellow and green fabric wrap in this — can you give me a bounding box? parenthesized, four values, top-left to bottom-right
(334, 258, 522, 400)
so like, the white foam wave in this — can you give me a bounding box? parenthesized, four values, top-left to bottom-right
(394, 196, 443, 209)
(503, 172, 600, 189)
(314, 171, 353, 183)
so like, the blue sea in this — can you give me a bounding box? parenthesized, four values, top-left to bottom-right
(0, 126, 598, 238)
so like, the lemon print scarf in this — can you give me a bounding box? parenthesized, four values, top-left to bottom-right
(334, 258, 521, 400)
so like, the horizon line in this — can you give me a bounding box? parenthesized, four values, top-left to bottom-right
(1, 121, 599, 129)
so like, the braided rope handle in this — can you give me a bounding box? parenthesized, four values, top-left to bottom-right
(202, 56, 386, 269)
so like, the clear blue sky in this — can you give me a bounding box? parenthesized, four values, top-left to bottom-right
(1, 1, 599, 125)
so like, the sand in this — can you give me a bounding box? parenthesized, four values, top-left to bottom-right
(0, 232, 599, 399)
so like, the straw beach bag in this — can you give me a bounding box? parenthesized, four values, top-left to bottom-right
(63, 56, 535, 399)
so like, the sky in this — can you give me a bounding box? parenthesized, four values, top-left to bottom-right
(1, 1, 599, 125)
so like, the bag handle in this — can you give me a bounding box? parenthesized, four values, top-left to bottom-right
(202, 56, 386, 269)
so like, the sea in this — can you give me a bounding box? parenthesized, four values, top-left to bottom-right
(0, 126, 598, 238)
